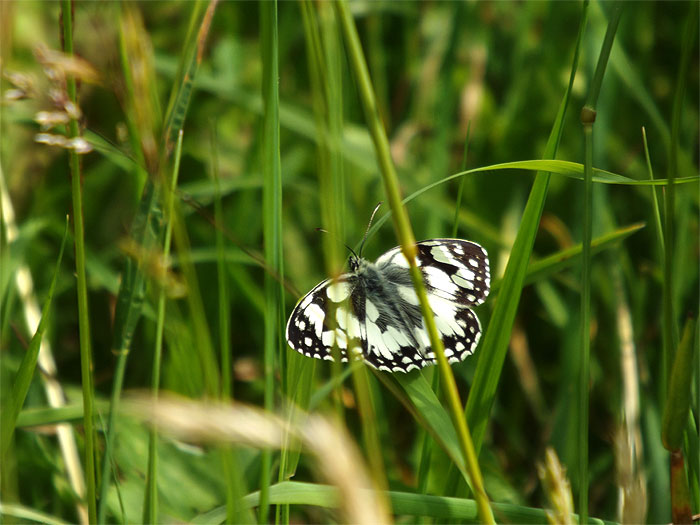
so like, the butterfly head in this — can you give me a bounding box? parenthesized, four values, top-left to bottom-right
(349, 254, 361, 272)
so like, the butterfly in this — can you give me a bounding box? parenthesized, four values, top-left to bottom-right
(285, 210, 490, 373)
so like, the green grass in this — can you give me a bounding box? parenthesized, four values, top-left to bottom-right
(1, 2, 698, 524)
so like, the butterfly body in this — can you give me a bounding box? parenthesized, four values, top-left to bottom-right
(286, 239, 490, 373)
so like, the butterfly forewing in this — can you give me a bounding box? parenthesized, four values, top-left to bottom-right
(376, 239, 490, 306)
(286, 238, 490, 373)
(285, 276, 365, 362)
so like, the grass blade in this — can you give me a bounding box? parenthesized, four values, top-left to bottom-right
(335, 1, 492, 521)
(1, 219, 68, 459)
(662, 317, 696, 452)
(490, 223, 645, 295)
(260, 0, 285, 521)
(578, 6, 623, 521)
(60, 2, 97, 520)
(662, 0, 697, 402)
(191, 482, 618, 525)
(142, 130, 184, 524)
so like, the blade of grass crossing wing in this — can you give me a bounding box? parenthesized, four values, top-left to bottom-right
(1, 220, 68, 460)
(316, 0, 348, 425)
(260, 1, 285, 522)
(463, 0, 589, 464)
(335, 1, 491, 520)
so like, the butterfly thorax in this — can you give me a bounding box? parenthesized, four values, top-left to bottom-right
(350, 256, 426, 352)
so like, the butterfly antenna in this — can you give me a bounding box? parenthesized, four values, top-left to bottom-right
(359, 202, 382, 258)
(316, 228, 357, 258)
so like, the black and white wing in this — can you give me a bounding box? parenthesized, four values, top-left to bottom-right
(373, 239, 490, 368)
(285, 275, 366, 363)
(375, 239, 490, 306)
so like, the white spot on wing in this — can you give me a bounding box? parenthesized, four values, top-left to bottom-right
(327, 281, 350, 302)
(305, 303, 325, 338)
(366, 300, 380, 322)
(397, 285, 420, 305)
(430, 245, 455, 265)
(424, 266, 459, 295)
(451, 273, 474, 290)
(300, 293, 314, 309)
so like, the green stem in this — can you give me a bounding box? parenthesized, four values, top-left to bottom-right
(578, 5, 623, 523)
(335, 2, 494, 522)
(60, 2, 97, 522)
(260, 0, 284, 521)
(142, 130, 184, 524)
(578, 119, 593, 525)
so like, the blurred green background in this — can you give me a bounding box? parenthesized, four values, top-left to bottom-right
(1, 1, 698, 523)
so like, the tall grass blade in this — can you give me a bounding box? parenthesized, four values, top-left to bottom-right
(60, 2, 97, 520)
(1, 219, 68, 459)
(661, 317, 697, 523)
(142, 130, 184, 524)
(641, 128, 664, 255)
(335, 1, 492, 521)
(260, 0, 285, 521)
(661, 318, 696, 452)
(577, 5, 624, 522)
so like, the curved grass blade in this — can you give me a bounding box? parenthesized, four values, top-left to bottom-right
(0, 503, 71, 525)
(489, 223, 645, 295)
(363, 159, 694, 248)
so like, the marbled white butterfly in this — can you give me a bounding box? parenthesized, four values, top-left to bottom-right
(285, 213, 490, 373)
